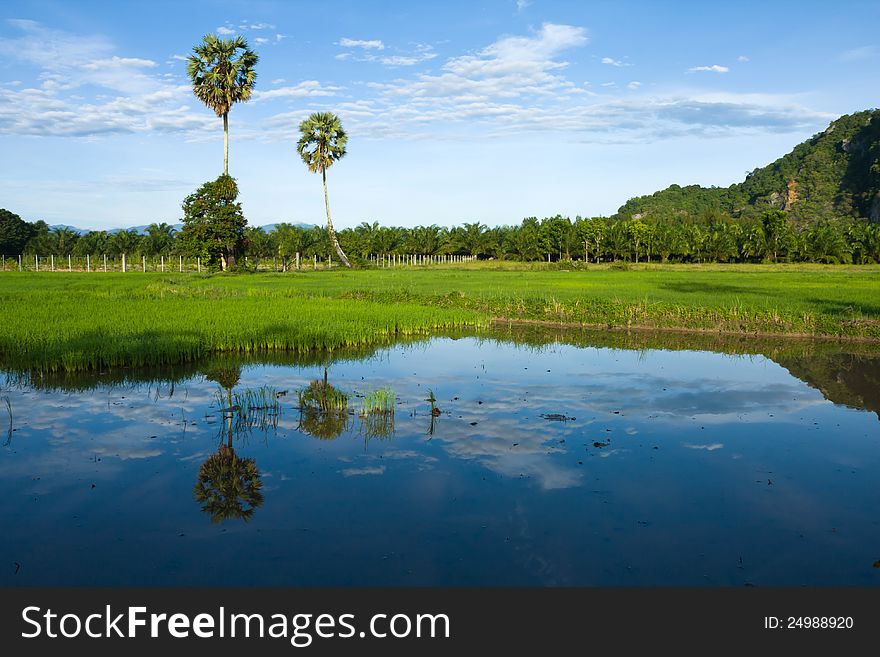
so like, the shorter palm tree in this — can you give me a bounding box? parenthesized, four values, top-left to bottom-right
(297, 112, 352, 267)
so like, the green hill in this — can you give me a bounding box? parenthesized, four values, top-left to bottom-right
(616, 109, 880, 224)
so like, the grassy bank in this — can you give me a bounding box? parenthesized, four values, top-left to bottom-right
(1, 263, 878, 371)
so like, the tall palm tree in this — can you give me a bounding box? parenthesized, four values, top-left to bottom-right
(187, 34, 258, 175)
(296, 112, 352, 268)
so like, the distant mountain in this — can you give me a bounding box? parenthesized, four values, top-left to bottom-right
(46, 222, 316, 235)
(616, 109, 880, 224)
(48, 224, 91, 235)
(257, 222, 319, 232)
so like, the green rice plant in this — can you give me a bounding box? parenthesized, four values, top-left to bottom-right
(358, 411, 394, 442)
(297, 380, 348, 412)
(360, 386, 394, 416)
(214, 385, 281, 435)
(0, 265, 878, 375)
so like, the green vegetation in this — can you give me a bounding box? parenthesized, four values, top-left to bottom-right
(0, 265, 877, 373)
(360, 386, 395, 416)
(0, 273, 483, 372)
(187, 33, 258, 176)
(618, 109, 880, 224)
(178, 174, 247, 270)
(298, 378, 349, 413)
(297, 111, 352, 267)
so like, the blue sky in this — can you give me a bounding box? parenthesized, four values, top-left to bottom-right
(1, 0, 878, 230)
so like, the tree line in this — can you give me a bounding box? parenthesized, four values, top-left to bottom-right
(3, 207, 879, 266)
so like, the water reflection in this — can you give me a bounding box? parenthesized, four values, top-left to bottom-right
(1, 331, 879, 586)
(194, 445, 264, 524)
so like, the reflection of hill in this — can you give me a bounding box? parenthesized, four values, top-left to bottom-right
(774, 354, 880, 420)
(485, 324, 880, 417)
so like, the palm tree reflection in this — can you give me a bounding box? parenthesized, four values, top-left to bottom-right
(194, 365, 264, 523)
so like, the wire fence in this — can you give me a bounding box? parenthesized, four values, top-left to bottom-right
(0, 253, 479, 273)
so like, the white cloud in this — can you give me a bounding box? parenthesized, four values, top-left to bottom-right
(737, 55, 749, 62)
(601, 56, 627, 67)
(251, 80, 341, 101)
(249, 22, 275, 30)
(271, 78, 285, 84)
(216, 26, 235, 35)
(83, 56, 157, 70)
(627, 81, 641, 90)
(341, 466, 385, 476)
(369, 23, 587, 102)
(516, 0, 532, 11)
(254, 37, 269, 45)
(339, 37, 385, 50)
(689, 64, 729, 73)
(0, 20, 214, 137)
(683, 443, 724, 451)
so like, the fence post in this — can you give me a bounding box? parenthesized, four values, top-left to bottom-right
(36, 255, 39, 271)
(103, 254, 107, 273)
(328, 254, 332, 269)
(87, 254, 90, 272)
(179, 255, 182, 273)
(296, 252, 300, 270)
(51, 254, 55, 272)
(143, 255, 146, 273)
(161, 255, 165, 273)
(68, 254, 72, 272)
(19, 255, 22, 271)
(122, 253, 126, 272)
(197, 257, 201, 273)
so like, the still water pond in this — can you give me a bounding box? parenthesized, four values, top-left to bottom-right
(1, 336, 878, 586)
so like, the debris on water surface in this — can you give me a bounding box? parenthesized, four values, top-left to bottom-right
(593, 441, 609, 448)
(470, 422, 478, 426)
(540, 413, 575, 422)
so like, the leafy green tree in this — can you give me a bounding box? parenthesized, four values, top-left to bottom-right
(187, 34, 258, 175)
(139, 222, 176, 255)
(761, 210, 789, 261)
(110, 229, 141, 256)
(803, 222, 851, 263)
(243, 226, 275, 269)
(274, 223, 309, 270)
(23, 220, 51, 254)
(0, 209, 34, 254)
(627, 219, 651, 263)
(48, 227, 79, 255)
(179, 174, 247, 270)
(297, 112, 352, 268)
(72, 231, 112, 256)
(539, 215, 571, 261)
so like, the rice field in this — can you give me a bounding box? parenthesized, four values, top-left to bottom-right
(1, 264, 878, 372)
(0, 274, 483, 372)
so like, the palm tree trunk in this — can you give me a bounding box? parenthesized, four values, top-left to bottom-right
(323, 168, 352, 268)
(223, 112, 229, 176)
